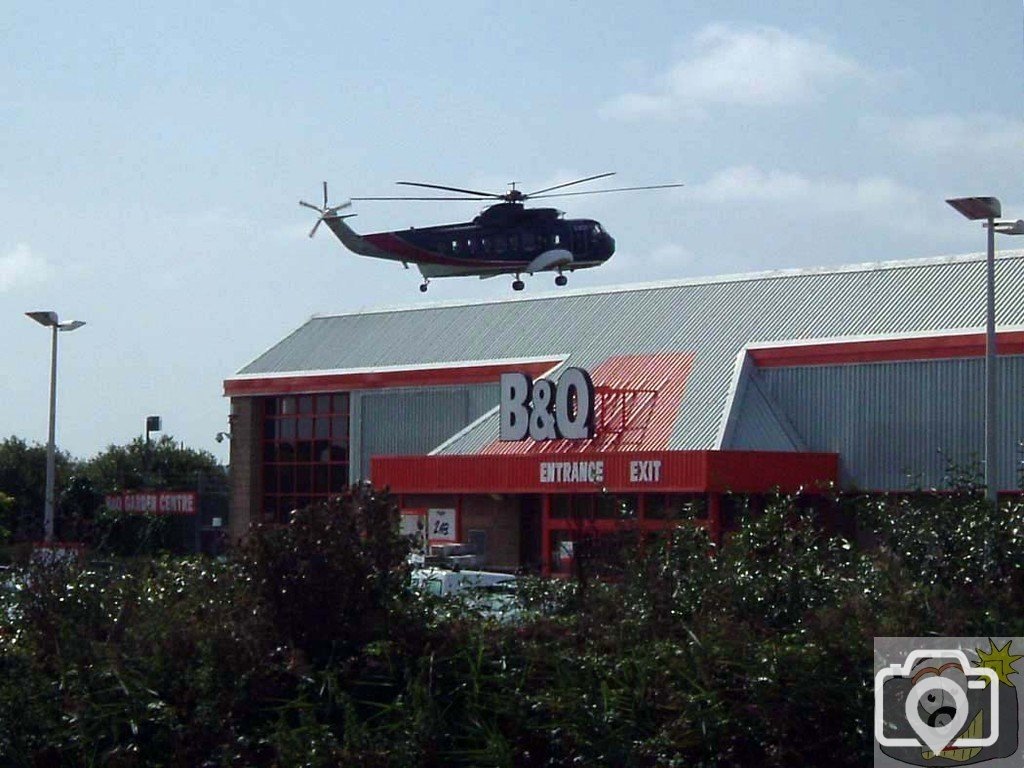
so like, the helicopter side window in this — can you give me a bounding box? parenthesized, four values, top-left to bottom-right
(481, 237, 491, 254)
(553, 234, 561, 246)
(495, 237, 507, 255)
(451, 239, 458, 252)
(573, 225, 589, 254)
(508, 234, 519, 252)
(521, 232, 535, 251)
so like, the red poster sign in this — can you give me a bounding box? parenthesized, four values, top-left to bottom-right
(104, 491, 198, 515)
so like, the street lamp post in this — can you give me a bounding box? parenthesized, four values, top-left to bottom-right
(945, 198, 1024, 504)
(25, 311, 85, 542)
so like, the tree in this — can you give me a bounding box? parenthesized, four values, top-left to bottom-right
(0, 436, 76, 540)
(81, 434, 225, 492)
(0, 493, 14, 544)
(57, 475, 102, 542)
(0, 434, 225, 545)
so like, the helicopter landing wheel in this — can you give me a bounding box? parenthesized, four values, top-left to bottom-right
(512, 279, 525, 292)
(419, 280, 429, 293)
(555, 274, 568, 287)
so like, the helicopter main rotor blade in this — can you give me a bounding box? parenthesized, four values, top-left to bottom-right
(352, 195, 493, 201)
(309, 219, 322, 238)
(525, 172, 617, 197)
(396, 181, 503, 198)
(322, 181, 328, 208)
(299, 200, 323, 211)
(530, 183, 686, 199)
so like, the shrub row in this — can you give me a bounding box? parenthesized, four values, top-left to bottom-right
(1, 486, 1021, 766)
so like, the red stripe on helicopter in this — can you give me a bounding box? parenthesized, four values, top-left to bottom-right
(363, 233, 529, 268)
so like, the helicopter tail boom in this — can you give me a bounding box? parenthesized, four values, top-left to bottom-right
(321, 214, 399, 261)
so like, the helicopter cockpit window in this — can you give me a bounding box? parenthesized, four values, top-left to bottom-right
(593, 224, 602, 235)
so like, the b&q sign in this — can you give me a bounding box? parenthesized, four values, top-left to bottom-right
(499, 367, 595, 442)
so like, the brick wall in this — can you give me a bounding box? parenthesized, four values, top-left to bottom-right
(228, 397, 261, 543)
(461, 495, 520, 571)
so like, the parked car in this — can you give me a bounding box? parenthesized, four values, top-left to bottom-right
(410, 567, 516, 597)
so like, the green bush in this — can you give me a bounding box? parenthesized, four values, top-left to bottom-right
(89, 507, 176, 558)
(238, 484, 411, 665)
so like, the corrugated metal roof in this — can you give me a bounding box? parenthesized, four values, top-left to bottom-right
(237, 249, 1024, 451)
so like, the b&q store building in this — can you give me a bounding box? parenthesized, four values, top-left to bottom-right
(225, 252, 1024, 574)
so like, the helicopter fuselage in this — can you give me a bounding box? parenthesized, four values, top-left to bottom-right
(325, 203, 616, 280)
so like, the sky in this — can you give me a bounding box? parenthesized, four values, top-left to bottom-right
(2, 0, 1023, 464)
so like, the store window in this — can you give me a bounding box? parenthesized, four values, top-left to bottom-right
(261, 393, 350, 521)
(549, 494, 637, 520)
(645, 494, 706, 520)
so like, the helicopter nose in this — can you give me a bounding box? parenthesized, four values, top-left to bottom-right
(605, 234, 616, 256)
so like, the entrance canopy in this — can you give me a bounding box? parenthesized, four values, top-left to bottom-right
(372, 450, 838, 495)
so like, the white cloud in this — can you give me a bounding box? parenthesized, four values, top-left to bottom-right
(0, 244, 51, 292)
(645, 243, 692, 268)
(597, 242, 697, 284)
(688, 166, 918, 215)
(604, 25, 867, 119)
(865, 113, 1024, 156)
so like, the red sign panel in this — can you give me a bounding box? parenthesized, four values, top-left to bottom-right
(373, 450, 838, 495)
(104, 491, 198, 515)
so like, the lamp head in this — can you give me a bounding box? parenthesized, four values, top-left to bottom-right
(946, 196, 1002, 220)
(25, 311, 58, 327)
(993, 219, 1024, 236)
(59, 320, 86, 332)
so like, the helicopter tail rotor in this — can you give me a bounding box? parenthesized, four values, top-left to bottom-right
(300, 181, 352, 238)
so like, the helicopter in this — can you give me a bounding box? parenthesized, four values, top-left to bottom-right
(300, 173, 683, 292)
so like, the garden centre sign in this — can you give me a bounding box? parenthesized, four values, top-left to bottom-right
(104, 491, 198, 515)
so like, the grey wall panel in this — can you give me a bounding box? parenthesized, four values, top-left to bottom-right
(728, 376, 802, 452)
(759, 356, 1024, 491)
(353, 383, 499, 481)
